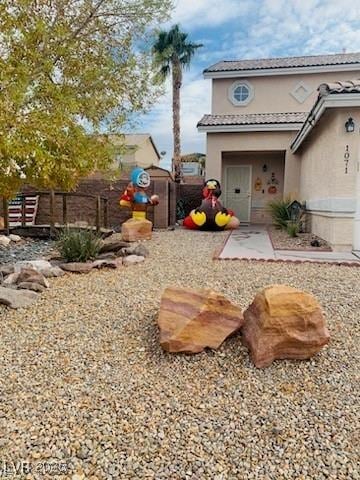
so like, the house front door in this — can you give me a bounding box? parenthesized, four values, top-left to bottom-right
(225, 165, 252, 223)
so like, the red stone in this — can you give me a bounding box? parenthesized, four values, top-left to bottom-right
(242, 285, 330, 368)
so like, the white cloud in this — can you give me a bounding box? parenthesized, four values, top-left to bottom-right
(224, 0, 360, 59)
(168, 0, 251, 29)
(139, 73, 210, 168)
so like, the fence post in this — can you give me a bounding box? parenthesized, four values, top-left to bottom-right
(95, 196, 101, 232)
(49, 190, 55, 236)
(62, 195, 67, 225)
(2, 197, 9, 235)
(103, 199, 108, 228)
(21, 195, 26, 227)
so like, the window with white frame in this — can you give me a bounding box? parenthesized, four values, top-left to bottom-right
(229, 80, 254, 106)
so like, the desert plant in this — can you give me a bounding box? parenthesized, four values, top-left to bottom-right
(286, 221, 300, 238)
(268, 198, 291, 229)
(57, 229, 101, 263)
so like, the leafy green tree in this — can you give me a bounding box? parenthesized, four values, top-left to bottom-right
(0, 0, 171, 198)
(153, 24, 202, 182)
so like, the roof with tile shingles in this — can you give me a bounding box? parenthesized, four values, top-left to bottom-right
(318, 78, 360, 96)
(204, 52, 360, 73)
(197, 112, 308, 127)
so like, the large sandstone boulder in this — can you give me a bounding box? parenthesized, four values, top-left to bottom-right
(121, 218, 152, 242)
(242, 285, 330, 368)
(158, 287, 244, 353)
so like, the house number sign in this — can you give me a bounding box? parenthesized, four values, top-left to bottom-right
(344, 145, 350, 174)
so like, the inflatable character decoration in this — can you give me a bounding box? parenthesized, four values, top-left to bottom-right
(120, 168, 159, 220)
(183, 179, 240, 231)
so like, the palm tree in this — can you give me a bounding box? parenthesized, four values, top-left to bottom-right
(153, 25, 202, 182)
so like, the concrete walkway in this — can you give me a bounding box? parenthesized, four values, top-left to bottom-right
(218, 226, 360, 265)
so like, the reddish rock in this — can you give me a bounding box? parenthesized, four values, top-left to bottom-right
(17, 268, 49, 288)
(158, 286, 244, 353)
(242, 285, 330, 368)
(121, 218, 152, 242)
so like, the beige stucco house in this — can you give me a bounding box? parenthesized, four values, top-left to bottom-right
(110, 133, 161, 171)
(198, 52, 360, 251)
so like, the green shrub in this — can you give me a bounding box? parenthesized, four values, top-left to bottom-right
(286, 221, 300, 238)
(57, 228, 101, 262)
(267, 198, 291, 230)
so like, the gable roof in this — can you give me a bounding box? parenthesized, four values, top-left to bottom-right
(204, 52, 360, 78)
(291, 78, 360, 152)
(197, 112, 307, 132)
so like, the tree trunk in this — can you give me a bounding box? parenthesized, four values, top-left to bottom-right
(172, 59, 182, 183)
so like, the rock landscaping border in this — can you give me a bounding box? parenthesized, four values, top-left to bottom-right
(0, 233, 149, 309)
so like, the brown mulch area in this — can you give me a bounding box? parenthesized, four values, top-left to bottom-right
(268, 226, 332, 251)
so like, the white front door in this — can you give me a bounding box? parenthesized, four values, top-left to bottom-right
(225, 165, 252, 222)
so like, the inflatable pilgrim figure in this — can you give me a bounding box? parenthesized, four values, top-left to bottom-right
(119, 167, 159, 220)
(183, 179, 240, 231)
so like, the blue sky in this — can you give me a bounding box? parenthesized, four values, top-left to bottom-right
(132, 0, 360, 170)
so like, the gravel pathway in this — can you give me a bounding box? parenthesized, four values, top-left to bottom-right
(0, 239, 55, 264)
(0, 230, 359, 479)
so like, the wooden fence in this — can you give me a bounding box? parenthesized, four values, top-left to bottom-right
(1, 191, 108, 235)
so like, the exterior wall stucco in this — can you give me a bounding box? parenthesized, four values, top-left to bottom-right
(308, 214, 354, 251)
(206, 131, 299, 197)
(298, 108, 360, 250)
(222, 152, 285, 223)
(212, 70, 360, 115)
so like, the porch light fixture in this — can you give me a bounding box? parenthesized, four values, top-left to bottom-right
(345, 117, 355, 133)
(262, 164, 268, 172)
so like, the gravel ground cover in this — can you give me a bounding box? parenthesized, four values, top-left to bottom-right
(0, 230, 359, 479)
(269, 227, 331, 251)
(0, 238, 56, 264)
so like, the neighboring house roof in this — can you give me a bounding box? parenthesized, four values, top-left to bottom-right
(197, 112, 307, 132)
(122, 133, 161, 160)
(291, 78, 360, 152)
(145, 165, 174, 181)
(204, 52, 360, 78)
